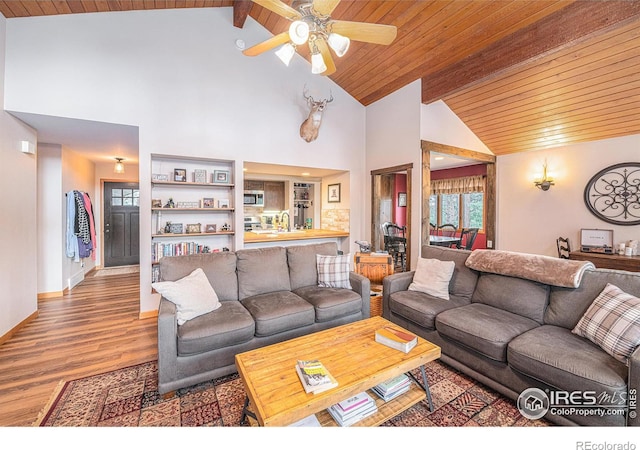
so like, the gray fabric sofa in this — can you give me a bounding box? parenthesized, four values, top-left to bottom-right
(383, 245, 640, 426)
(157, 242, 370, 395)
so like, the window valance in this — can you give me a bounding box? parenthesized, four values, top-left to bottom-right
(431, 175, 485, 195)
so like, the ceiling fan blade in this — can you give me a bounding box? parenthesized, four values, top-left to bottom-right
(315, 38, 336, 76)
(252, 0, 302, 21)
(243, 32, 291, 56)
(312, 0, 341, 16)
(328, 20, 397, 45)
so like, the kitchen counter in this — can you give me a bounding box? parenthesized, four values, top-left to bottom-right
(244, 229, 349, 244)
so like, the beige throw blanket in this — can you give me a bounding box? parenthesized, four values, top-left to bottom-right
(465, 250, 595, 288)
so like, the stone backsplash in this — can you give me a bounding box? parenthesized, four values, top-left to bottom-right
(321, 209, 350, 232)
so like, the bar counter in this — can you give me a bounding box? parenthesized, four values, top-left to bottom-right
(244, 229, 349, 244)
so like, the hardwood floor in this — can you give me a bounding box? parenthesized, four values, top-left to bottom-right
(0, 272, 157, 426)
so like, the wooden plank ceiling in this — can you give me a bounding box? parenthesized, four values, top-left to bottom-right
(1, 1, 639, 155)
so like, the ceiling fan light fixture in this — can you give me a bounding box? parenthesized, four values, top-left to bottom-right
(275, 43, 296, 66)
(327, 33, 350, 57)
(311, 51, 327, 74)
(289, 20, 310, 45)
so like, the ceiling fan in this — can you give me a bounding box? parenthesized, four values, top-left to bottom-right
(242, 0, 397, 76)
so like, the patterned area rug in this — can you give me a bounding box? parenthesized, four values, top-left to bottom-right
(34, 360, 550, 427)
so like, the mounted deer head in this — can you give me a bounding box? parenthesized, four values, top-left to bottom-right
(300, 88, 333, 143)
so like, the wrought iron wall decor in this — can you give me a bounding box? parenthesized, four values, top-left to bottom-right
(583, 162, 640, 226)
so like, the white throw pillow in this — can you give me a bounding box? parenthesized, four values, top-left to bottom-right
(572, 283, 640, 365)
(152, 268, 221, 325)
(408, 258, 455, 300)
(317, 254, 352, 289)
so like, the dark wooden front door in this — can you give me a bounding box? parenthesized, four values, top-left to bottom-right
(104, 182, 140, 267)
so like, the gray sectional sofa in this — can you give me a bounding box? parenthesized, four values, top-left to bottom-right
(156, 242, 370, 395)
(383, 245, 640, 426)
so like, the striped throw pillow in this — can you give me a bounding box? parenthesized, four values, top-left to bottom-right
(572, 283, 640, 365)
(317, 254, 352, 289)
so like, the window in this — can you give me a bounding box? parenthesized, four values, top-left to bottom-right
(430, 175, 485, 230)
(111, 188, 139, 207)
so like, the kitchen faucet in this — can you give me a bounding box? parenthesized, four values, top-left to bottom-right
(281, 212, 290, 232)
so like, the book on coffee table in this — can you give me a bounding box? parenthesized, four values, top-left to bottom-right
(295, 359, 338, 394)
(375, 326, 418, 353)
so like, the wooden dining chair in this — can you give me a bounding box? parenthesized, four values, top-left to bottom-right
(557, 237, 571, 259)
(437, 224, 457, 237)
(457, 228, 479, 250)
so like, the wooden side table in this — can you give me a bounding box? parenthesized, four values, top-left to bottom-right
(354, 252, 394, 317)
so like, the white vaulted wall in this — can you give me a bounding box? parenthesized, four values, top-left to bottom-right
(3, 8, 366, 313)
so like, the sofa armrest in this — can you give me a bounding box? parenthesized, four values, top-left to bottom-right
(349, 271, 371, 317)
(382, 271, 415, 319)
(627, 345, 640, 426)
(157, 297, 178, 392)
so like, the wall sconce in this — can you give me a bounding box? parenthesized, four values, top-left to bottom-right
(534, 161, 554, 191)
(114, 157, 125, 174)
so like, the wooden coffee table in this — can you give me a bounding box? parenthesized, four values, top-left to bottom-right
(235, 316, 441, 426)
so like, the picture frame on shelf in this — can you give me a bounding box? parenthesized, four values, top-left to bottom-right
(186, 223, 202, 234)
(213, 170, 230, 184)
(174, 169, 187, 182)
(152, 199, 162, 208)
(205, 224, 217, 233)
(169, 223, 184, 234)
(152, 173, 169, 182)
(398, 192, 407, 207)
(328, 183, 341, 203)
(193, 169, 207, 183)
(201, 198, 215, 208)
(218, 199, 230, 209)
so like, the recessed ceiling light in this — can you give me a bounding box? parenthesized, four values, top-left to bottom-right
(301, 172, 310, 176)
(434, 156, 444, 161)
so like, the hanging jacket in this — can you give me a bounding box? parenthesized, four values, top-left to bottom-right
(66, 190, 80, 262)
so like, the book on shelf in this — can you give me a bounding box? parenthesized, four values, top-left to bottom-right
(288, 414, 321, 427)
(335, 391, 372, 414)
(374, 326, 418, 353)
(327, 394, 378, 427)
(295, 359, 338, 394)
(372, 383, 411, 402)
(375, 373, 411, 394)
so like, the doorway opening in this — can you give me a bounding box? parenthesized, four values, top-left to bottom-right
(371, 163, 412, 272)
(421, 141, 496, 252)
(103, 181, 140, 268)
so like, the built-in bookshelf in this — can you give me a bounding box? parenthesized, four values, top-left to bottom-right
(151, 155, 235, 282)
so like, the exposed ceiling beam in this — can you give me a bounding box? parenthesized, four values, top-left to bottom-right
(233, 0, 253, 28)
(422, 1, 640, 104)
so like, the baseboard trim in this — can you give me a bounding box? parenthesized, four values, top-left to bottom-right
(139, 310, 158, 320)
(0, 310, 38, 346)
(37, 291, 64, 300)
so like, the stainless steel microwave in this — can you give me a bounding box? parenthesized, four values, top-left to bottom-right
(244, 190, 264, 206)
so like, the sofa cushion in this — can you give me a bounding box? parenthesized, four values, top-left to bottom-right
(158, 251, 238, 301)
(294, 286, 362, 322)
(508, 325, 628, 395)
(152, 268, 222, 325)
(389, 290, 469, 330)
(408, 257, 455, 300)
(241, 291, 315, 337)
(317, 254, 352, 289)
(287, 242, 338, 290)
(436, 303, 540, 362)
(572, 283, 640, 365)
(236, 247, 291, 300)
(545, 269, 640, 329)
(421, 246, 479, 301)
(177, 301, 255, 356)
(472, 273, 549, 324)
